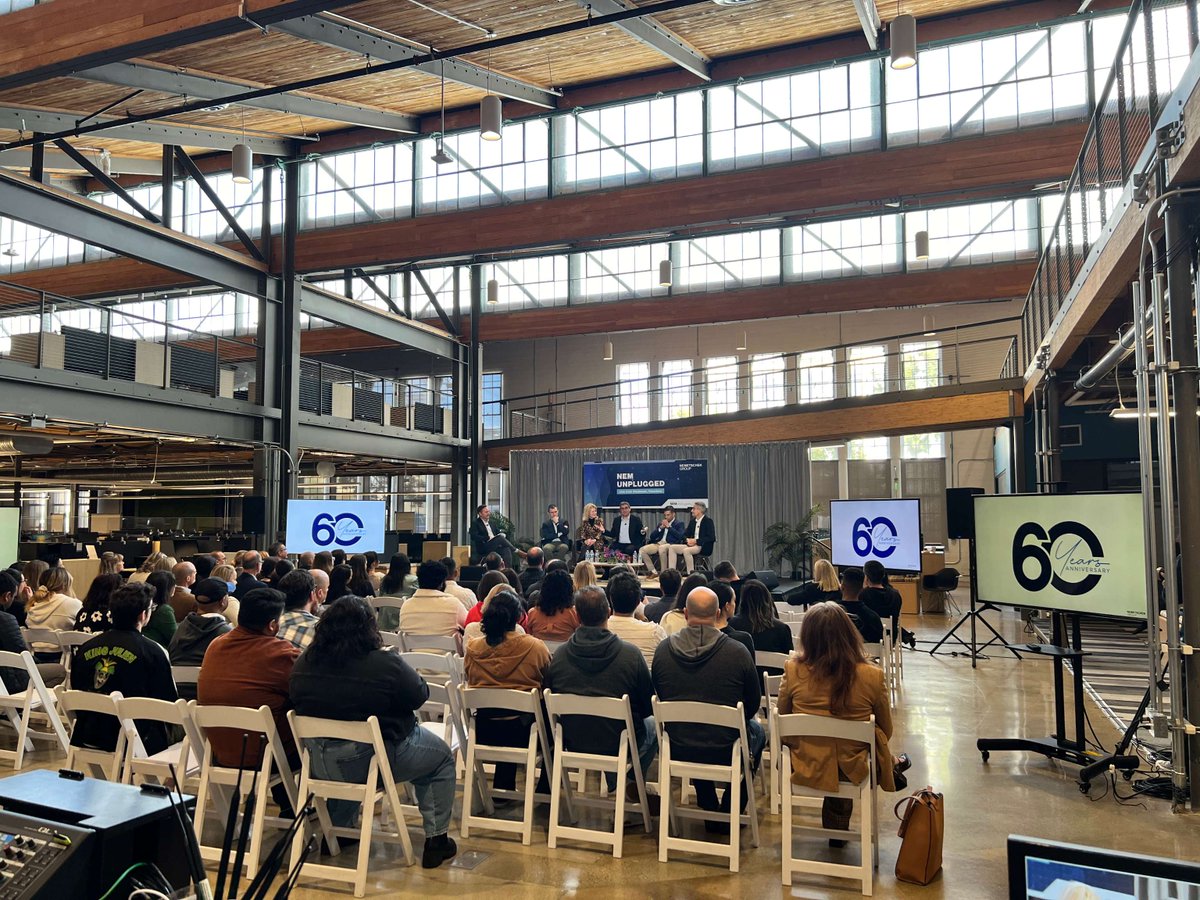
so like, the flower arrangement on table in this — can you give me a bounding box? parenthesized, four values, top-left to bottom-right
(597, 547, 632, 564)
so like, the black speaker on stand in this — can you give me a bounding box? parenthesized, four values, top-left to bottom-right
(946, 486, 984, 540)
(242, 496, 267, 536)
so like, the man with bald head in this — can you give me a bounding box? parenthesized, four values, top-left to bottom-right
(169, 561, 197, 623)
(651, 585, 764, 830)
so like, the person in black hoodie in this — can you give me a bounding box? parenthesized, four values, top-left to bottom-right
(168, 578, 233, 697)
(0, 571, 29, 694)
(290, 595, 458, 870)
(651, 586, 764, 829)
(70, 582, 178, 756)
(544, 585, 656, 799)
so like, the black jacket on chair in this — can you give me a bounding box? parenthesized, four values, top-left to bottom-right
(683, 516, 716, 557)
(540, 519, 570, 544)
(608, 514, 645, 550)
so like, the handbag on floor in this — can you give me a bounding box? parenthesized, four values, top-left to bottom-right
(893, 785, 944, 885)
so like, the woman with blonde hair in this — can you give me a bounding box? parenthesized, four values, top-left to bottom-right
(795, 557, 842, 608)
(98, 552, 124, 576)
(26, 567, 80, 660)
(209, 564, 242, 626)
(128, 551, 174, 584)
(572, 560, 598, 591)
(575, 503, 606, 557)
(777, 601, 909, 843)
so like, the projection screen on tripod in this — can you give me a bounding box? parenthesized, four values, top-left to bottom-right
(973, 492, 1147, 620)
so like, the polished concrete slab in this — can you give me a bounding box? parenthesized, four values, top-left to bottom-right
(10, 608, 1200, 898)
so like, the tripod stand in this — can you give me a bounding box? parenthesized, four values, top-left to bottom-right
(928, 538, 1023, 668)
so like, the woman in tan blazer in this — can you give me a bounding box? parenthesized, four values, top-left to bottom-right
(778, 601, 904, 838)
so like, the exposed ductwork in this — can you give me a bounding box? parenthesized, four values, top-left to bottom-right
(1072, 307, 1155, 393)
(0, 435, 54, 456)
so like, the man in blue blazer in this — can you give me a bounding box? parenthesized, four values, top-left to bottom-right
(669, 502, 716, 574)
(539, 505, 571, 561)
(639, 505, 686, 576)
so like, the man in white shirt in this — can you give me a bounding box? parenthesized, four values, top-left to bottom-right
(608, 501, 645, 559)
(399, 560, 467, 638)
(469, 505, 517, 567)
(604, 571, 665, 667)
(441, 557, 477, 612)
(668, 502, 716, 574)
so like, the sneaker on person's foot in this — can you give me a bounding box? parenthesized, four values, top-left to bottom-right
(421, 833, 458, 869)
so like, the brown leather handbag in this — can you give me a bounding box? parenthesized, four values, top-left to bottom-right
(893, 786, 944, 885)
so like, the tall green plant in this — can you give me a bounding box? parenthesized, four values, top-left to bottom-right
(763, 503, 822, 578)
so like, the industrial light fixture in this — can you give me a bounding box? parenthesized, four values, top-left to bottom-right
(99, 149, 112, 177)
(480, 94, 502, 141)
(603, 339, 614, 361)
(922, 314, 935, 336)
(2, 248, 17, 258)
(231, 143, 252, 184)
(432, 60, 453, 165)
(890, 11, 918, 70)
(487, 277, 499, 304)
(914, 229, 930, 260)
(658, 258, 672, 287)
(736, 330, 748, 351)
(1109, 406, 1196, 419)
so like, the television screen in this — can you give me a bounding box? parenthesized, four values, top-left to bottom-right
(829, 498, 922, 574)
(974, 493, 1146, 619)
(582, 459, 708, 510)
(1008, 836, 1200, 899)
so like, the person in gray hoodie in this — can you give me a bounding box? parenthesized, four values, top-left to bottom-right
(544, 585, 656, 797)
(168, 578, 233, 697)
(651, 586, 765, 828)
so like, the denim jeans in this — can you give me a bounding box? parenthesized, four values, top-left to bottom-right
(692, 717, 767, 813)
(305, 724, 455, 838)
(604, 715, 658, 792)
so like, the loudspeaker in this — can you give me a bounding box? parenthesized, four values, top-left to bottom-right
(946, 487, 984, 540)
(243, 496, 267, 535)
(750, 569, 780, 589)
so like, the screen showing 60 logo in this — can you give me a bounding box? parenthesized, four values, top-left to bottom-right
(285, 500, 386, 553)
(852, 516, 902, 558)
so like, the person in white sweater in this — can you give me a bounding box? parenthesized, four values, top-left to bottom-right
(25, 566, 81, 660)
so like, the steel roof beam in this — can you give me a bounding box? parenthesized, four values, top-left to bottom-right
(571, 0, 710, 80)
(0, 147, 161, 176)
(850, 0, 882, 51)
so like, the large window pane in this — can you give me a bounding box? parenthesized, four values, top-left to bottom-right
(617, 362, 650, 425)
(677, 230, 781, 292)
(706, 356, 739, 415)
(415, 120, 548, 213)
(901, 341, 941, 389)
(848, 344, 888, 396)
(751, 353, 786, 409)
(798, 349, 836, 402)
(660, 360, 693, 420)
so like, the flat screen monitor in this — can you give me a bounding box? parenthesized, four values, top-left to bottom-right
(1008, 835, 1200, 899)
(974, 492, 1146, 619)
(582, 459, 709, 510)
(828, 498, 922, 574)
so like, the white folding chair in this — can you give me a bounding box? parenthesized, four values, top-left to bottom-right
(287, 713, 415, 898)
(862, 639, 893, 697)
(57, 631, 93, 680)
(543, 690, 651, 858)
(57, 688, 126, 780)
(188, 701, 325, 882)
(775, 711, 879, 895)
(380, 632, 404, 651)
(460, 687, 565, 845)
(0, 650, 69, 769)
(171, 666, 202, 691)
(787, 619, 804, 640)
(21, 628, 64, 686)
(763, 674, 785, 815)
(890, 625, 905, 682)
(116, 697, 198, 788)
(542, 640, 566, 655)
(652, 698, 759, 873)
(755, 651, 791, 672)
(400, 632, 461, 656)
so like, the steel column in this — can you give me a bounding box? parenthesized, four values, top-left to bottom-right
(161, 146, 174, 229)
(469, 264, 484, 511)
(277, 161, 302, 537)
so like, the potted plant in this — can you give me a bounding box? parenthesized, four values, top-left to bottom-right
(763, 503, 822, 579)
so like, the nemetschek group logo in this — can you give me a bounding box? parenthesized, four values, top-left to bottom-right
(1012, 520, 1110, 595)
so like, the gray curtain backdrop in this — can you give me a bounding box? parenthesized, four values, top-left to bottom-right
(508, 442, 811, 575)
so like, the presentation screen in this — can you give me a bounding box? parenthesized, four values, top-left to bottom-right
(974, 492, 1146, 619)
(829, 499, 922, 574)
(582, 459, 708, 509)
(285, 500, 386, 554)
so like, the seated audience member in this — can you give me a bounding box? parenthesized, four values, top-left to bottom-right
(836, 568, 884, 644)
(269, 559, 294, 586)
(348, 555, 376, 598)
(332, 549, 348, 568)
(545, 585, 657, 799)
(129, 551, 172, 584)
(651, 586, 764, 828)
(268, 542, 287, 560)
(660, 573, 710, 636)
(520, 547, 546, 597)
(312, 551, 334, 574)
(481, 553, 503, 572)
(74, 573, 122, 635)
(399, 561, 467, 637)
(290, 596, 458, 869)
(26, 567, 80, 661)
(297, 551, 315, 571)
(21, 560, 48, 619)
(327, 564, 353, 604)
(380, 554, 418, 600)
(209, 565, 242, 626)
(234, 551, 269, 599)
(261, 558, 278, 584)
(639, 505, 685, 577)
(169, 561, 197, 623)
(440, 557, 475, 612)
(540, 505, 571, 559)
(198, 588, 301, 791)
(463, 571, 516, 630)
(712, 582, 755, 661)
(144, 571, 180, 649)
(576, 503, 607, 557)
(168, 579, 233, 698)
(572, 560, 598, 591)
(605, 572, 666, 667)
(364, 551, 382, 592)
(211, 550, 227, 567)
(525, 570, 580, 641)
(99, 552, 124, 576)
(0, 571, 29, 693)
(464, 582, 530, 643)
(608, 501, 645, 558)
(642, 568, 682, 624)
(191, 554, 218, 580)
(470, 505, 518, 568)
(668, 503, 716, 575)
(778, 601, 906, 841)
(796, 558, 842, 607)
(276, 569, 322, 650)
(70, 583, 178, 756)
(730, 579, 794, 672)
(861, 560, 915, 649)
(712, 560, 743, 602)
(501, 568, 524, 600)
(546, 558, 569, 575)
(5, 568, 28, 629)
(463, 591, 551, 794)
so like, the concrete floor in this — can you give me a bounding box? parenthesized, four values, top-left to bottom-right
(11, 608, 1200, 898)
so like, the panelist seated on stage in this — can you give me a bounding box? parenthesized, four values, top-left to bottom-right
(539, 505, 571, 561)
(668, 503, 716, 574)
(576, 503, 608, 555)
(639, 506, 686, 576)
(469, 504, 518, 568)
(608, 501, 646, 557)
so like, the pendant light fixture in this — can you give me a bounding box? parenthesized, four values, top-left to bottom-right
(603, 339, 614, 361)
(922, 314, 935, 336)
(890, 11, 917, 70)
(480, 53, 502, 141)
(99, 149, 112, 177)
(432, 59, 452, 165)
(914, 229, 930, 260)
(736, 330, 748, 351)
(658, 258, 673, 287)
(487, 277, 499, 304)
(232, 108, 252, 184)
